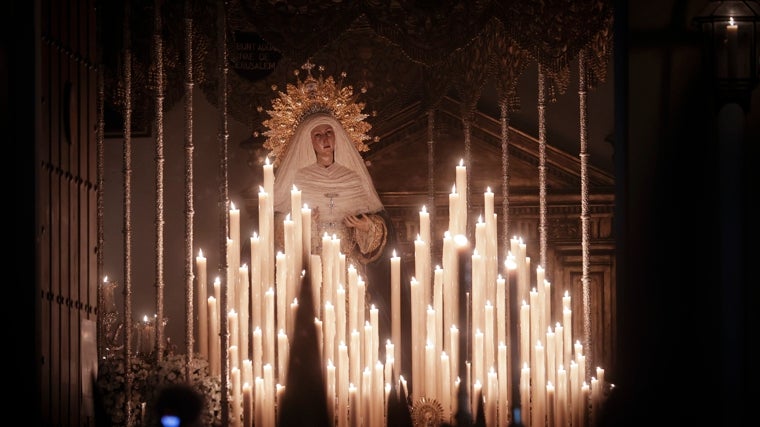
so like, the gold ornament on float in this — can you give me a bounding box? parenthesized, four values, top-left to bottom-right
(262, 60, 372, 166)
(411, 396, 445, 427)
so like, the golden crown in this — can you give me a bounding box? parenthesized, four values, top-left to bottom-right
(262, 61, 372, 166)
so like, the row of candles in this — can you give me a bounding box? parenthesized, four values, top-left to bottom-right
(108, 159, 609, 426)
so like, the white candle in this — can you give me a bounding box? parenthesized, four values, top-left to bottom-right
(338, 343, 349, 427)
(520, 300, 530, 367)
(208, 296, 219, 376)
(228, 310, 239, 367)
(258, 187, 272, 287)
(456, 160, 467, 234)
(440, 351, 451, 421)
(243, 382, 253, 427)
(278, 329, 289, 385)
(410, 277, 422, 394)
(546, 326, 556, 387)
(425, 342, 436, 400)
(301, 204, 312, 261)
(364, 321, 373, 374)
(473, 329, 484, 393)
(498, 342, 509, 426)
(484, 301, 494, 372)
(238, 264, 250, 363)
(253, 327, 262, 379)
(487, 368, 498, 427)
(546, 381, 555, 427)
(325, 301, 336, 367)
(726, 17, 739, 78)
(556, 365, 567, 427)
(229, 203, 241, 316)
(535, 340, 546, 427)
(263, 157, 274, 196)
(263, 364, 275, 427)
(349, 384, 359, 427)
(419, 205, 431, 248)
(326, 360, 336, 422)
(196, 249, 208, 359)
(390, 250, 401, 382)
(563, 307, 572, 368)
(336, 285, 346, 347)
(414, 234, 429, 308)
(347, 264, 359, 336)
(555, 322, 564, 377)
(373, 360, 384, 427)
(255, 377, 265, 427)
(291, 185, 303, 276)
(264, 288, 275, 368)
(350, 330, 361, 399)
(231, 367, 242, 427)
(529, 289, 539, 374)
(496, 274, 506, 351)
(213, 277, 221, 314)
(250, 233, 262, 330)
(229, 344, 239, 372)
(520, 363, 531, 427)
(230, 201, 240, 243)
(449, 186, 460, 236)
(450, 326, 459, 392)
(434, 265, 443, 361)
(276, 251, 287, 335)
(370, 306, 379, 366)
(385, 340, 394, 385)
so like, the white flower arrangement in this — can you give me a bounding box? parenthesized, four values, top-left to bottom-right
(97, 350, 222, 426)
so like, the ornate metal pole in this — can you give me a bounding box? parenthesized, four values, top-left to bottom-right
(122, 0, 135, 423)
(216, 0, 231, 424)
(578, 49, 592, 379)
(153, 0, 167, 362)
(537, 64, 548, 271)
(183, 0, 196, 380)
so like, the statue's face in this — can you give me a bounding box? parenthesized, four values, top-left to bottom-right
(310, 124, 336, 162)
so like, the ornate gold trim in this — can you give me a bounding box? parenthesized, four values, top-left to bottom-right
(262, 61, 372, 166)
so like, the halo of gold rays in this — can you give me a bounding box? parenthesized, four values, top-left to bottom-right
(262, 61, 372, 166)
(411, 396, 445, 427)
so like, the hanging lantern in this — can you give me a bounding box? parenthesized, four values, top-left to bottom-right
(694, 0, 760, 110)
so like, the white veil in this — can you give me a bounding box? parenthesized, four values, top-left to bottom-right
(272, 112, 384, 215)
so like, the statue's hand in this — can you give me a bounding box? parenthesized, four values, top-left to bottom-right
(344, 213, 371, 232)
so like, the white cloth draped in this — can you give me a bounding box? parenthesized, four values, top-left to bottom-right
(273, 113, 383, 217)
